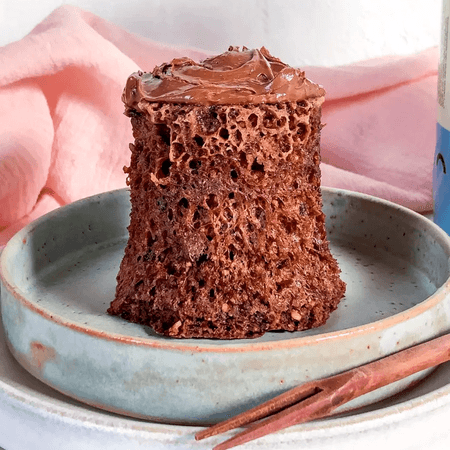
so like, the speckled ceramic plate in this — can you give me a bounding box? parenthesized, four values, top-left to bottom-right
(1, 306, 450, 450)
(1, 187, 450, 426)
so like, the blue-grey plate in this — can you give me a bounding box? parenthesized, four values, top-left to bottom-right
(1, 187, 450, 425)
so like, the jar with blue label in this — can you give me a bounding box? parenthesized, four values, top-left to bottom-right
(434, 0, 450, 232)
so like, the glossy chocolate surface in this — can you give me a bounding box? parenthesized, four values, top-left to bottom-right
(123, 46, 325, 107)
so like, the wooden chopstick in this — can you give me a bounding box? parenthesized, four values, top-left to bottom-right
(195, 331, 450, 450)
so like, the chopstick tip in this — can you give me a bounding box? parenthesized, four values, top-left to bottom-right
(194, 431, 207, 441)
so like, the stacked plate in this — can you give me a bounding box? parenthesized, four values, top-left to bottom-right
(1, 188, 450, 449)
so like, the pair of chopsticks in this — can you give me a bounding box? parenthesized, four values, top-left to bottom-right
(195, 332, 450, 450)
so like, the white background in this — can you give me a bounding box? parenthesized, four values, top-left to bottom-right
(0, 0, 443, 67)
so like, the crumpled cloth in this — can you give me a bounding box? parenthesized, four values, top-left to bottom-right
(0, 5, 438, 248)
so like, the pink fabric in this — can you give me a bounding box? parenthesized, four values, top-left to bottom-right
(0, 5, 438, 248)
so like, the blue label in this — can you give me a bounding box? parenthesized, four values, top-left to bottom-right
(433, 122, 450, 233)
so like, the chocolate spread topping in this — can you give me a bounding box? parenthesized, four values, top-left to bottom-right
(123, 46, 325, 107)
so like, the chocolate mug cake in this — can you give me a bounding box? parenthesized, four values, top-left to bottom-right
(108, 47, 346, 339)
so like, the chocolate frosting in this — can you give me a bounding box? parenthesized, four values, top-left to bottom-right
(123, 46, 325, 107)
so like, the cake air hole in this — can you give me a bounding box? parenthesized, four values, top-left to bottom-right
(277, 117, 287, 127)
(251, 159, 265, 173)
(263, 112, 277, 128)
(156, 159, 172, 178)
(179, 197, 189, 208)
(197, 254, 208, 266)
(248, 114, 258, 127)
(189, 159, 202, 170)
(235, 129, 243, 144)
(280, 216, 298, 234)
(219, 128, 229, 140)
(239, 151, 248, 168)
(155, 124, 171, 146)
(205, 226, 215, 241)
(206, 194, 219, 209)
(280, 135, 292, 153)
(194, 135, 204, 147)
(297, 122, 309, 140)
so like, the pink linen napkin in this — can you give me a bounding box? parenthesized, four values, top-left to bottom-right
(0, 5, 438, 248)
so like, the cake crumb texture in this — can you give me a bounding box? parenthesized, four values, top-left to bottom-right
(108, 99, 346, 339)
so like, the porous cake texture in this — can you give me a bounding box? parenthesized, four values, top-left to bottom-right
(108, 47, 346, 339)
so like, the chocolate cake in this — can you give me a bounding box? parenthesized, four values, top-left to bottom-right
(108, 46, 346, 339)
